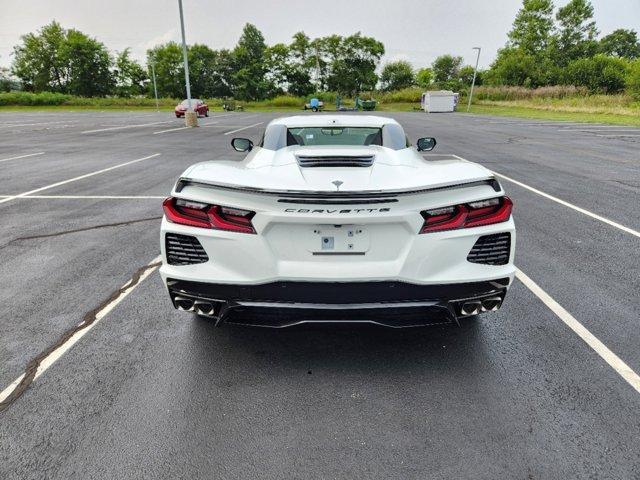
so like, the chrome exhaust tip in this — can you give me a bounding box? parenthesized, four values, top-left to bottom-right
(460, 301, 482, 316)
(194, 301, 215, 316)
(175, 296, 195, 311)
(481, 297, 503, 312)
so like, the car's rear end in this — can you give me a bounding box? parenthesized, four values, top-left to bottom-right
(160, 176, 515, 327)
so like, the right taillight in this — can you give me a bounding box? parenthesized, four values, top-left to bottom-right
(420, 196, 512, 233)
(163, 197, 256, 234)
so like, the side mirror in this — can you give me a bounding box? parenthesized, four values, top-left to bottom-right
(417, 137, 437, 151)
(231, 137, 253, 152)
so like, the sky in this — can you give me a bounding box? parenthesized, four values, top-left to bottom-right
(1, 0, 639, 70)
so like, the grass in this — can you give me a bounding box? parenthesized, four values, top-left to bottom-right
(2, 89, 639, 125)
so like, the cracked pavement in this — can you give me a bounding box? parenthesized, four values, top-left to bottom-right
(0, 110, 639, 479)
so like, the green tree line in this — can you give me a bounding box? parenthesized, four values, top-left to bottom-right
(7, 22, 385, 99)
(4, 4, 640, 101)
(486, 0, 640, 94)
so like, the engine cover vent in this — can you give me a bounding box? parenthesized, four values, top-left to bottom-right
(296, 155, 374, 168)
(166, 233, 209, 266)
(467, 233, 511, 266)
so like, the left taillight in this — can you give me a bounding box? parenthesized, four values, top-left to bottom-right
(163, 197, 256, 234)
(420, 196, 512, 233)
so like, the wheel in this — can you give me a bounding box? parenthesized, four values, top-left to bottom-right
(205, 111, 209, 117)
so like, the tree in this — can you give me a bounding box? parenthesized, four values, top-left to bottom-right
(562, 55, 627, 93)
(319, 33, 384, 94)
(147, 43, 184, 98)
(508, 0, 555, 55)
(626, 59, 640, 100)
(553, 0, 599, 65)
(432, 55, 463, 84)
(12, 21, 68, 92)
(486, 48, 553, 87)
(415, 68, 433, 88)
(232, 23, 270, 100)
(188, 44, 233, 98)
(114, 48, 147, 97)
(379, 60, 414, 91)
(0, 66, 13, 92)
(12, 22, 114, 96)
(458, 65, 481, 87)
(600, 29, 640, 59)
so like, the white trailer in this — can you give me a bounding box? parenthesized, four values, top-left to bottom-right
(420, 90, 457, 113)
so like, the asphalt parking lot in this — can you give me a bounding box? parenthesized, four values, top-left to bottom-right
(0, 109, 639, 479)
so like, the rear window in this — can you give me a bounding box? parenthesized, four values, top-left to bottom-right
(287, 127, 382, 147)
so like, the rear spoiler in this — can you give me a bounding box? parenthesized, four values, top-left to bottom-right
(174, 177, 502, 198)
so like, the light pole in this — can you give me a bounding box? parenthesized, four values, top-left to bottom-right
(467, 47, 481, 113)
(150, 60, 159, 112)
(178, 0, 197, 126)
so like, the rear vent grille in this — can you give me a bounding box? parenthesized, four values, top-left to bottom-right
(165, 233, 209, 266)
(467, 233, 511, 266)
(296, 155, 374, 168)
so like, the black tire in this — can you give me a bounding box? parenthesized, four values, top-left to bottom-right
(205, 111, 209, 117)
(312, 106, 318, 112)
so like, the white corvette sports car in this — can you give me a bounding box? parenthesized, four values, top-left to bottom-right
(160, 115, 515, 327)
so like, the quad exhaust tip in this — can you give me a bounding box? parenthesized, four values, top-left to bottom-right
(460, 296, 503, 316)
(481, 297, 502, 312)
(175, 297, 195, 311)
(460, 301, 482, 316)
(194, 301, 215, 316)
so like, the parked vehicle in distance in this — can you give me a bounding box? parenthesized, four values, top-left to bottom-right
(175, 99, 209, 118)
(304, 98, 324, 111)
(160, 115, 515, 328)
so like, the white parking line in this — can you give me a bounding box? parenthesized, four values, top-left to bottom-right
(0, 152, 45, 164)
(0, 195, 165, 199)
(596, 134, 640, 138)
(82, 121, 172, 134)
(451, 154, 640, 239)
(0, 153, 161, 205)
(0, 256, 161, 406)
(223, 122, 264, 135)
(153, 126, 192, 135)
(516, 268, 640, 394)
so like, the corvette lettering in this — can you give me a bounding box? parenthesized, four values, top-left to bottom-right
(284, 208, 391, 213)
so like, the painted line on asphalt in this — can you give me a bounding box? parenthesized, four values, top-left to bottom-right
(223, 122, 264, 135)
(596, 134, 640, 138)
(0, 153, 161, 205)
(451, 154, 640, 239)
(0, 256, 162, 410)
(0, 195, 165, 199)
(516, 268, 640, 394)
(82, 121, 172, 134)
(0, 152, 45, 164)
(153, 125, 192, 134)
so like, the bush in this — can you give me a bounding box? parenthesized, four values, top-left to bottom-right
(563, 55, 628, 94)
(626, 60, 640, 100)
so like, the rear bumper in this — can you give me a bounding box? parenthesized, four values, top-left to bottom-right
(165, 277, 510, 328)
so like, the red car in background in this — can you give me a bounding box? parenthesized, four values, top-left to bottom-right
(175, 99, 209, 118)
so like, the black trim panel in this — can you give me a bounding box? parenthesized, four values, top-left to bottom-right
(166, 278, 509, 304)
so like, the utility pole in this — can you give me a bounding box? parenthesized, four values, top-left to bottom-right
(150, 60, 159, 112)
(467, 47, 481, 113)
(178, 0, 197, 126)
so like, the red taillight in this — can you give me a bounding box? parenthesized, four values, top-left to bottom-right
(163, 197, 256, 234)
(420, 197, 512, 233)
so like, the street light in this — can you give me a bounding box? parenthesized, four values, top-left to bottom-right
(150, 59, 159, 112)
(467, 47, 481, 113)
(178, 0, 197, 127)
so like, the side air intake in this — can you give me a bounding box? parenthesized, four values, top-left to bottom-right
(296, 155, 375, 168)
(467, 233, 511, 266)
